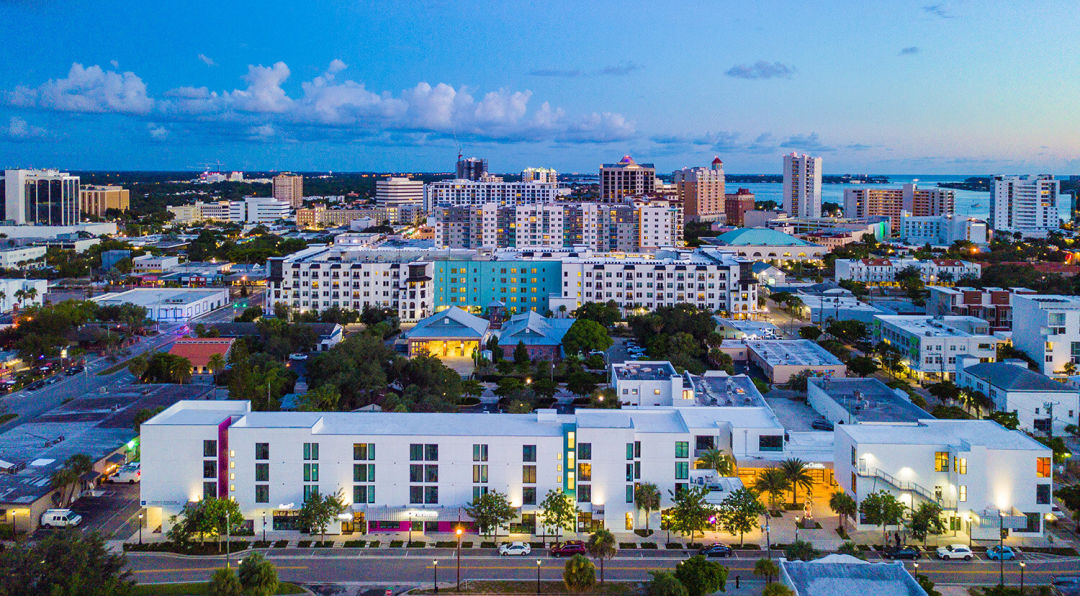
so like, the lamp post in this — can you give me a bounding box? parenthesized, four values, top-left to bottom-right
(1020, 561, 1025, 594)
(763, 516, 771, 559)
(408, 512, 414, 547)
(536, 559, 542, 594)
(967, 515, 972, 549)
(262, 512, 266, 543)
(138, 512, 143, 545)
(225, 513, 231, 569)
(913, 562, 919, 579)
(433, 559, 439, 594)
(999, 510, 1005, 587)
(794, 516, 801, 543)
(456, 527, 463, 592)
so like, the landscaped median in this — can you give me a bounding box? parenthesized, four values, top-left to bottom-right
(133, 581, 305, 595)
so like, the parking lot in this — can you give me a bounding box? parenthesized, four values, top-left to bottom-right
(36, 481, 141, 540)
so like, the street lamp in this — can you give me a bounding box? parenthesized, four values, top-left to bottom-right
(998, 510, 1005, 587)
(762, 516, 771, 560)
(408, 512, 414, 546)
(794, 516, 801, 543)
(1020, 561, 1025, 594)
(433, 559, 439, 594)
(262, 512, 266, 543)
(913, 562, 919, 578)
(536, 559, 542, 594)
(138, 512, 143, 545)
(967, 515, 972, 549)
(456, 527, 463, 592)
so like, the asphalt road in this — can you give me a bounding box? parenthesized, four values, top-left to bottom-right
(126, 549, 1080, 587)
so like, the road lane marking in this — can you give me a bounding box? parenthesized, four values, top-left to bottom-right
(134, 565, 308, 574)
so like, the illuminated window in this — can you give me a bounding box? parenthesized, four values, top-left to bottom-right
(934, 452, 949, 472)
(1037, 457, 1052, 478)
(954, 457, 967, 475)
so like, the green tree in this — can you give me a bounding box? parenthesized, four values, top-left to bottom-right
(175, 497, 245, 551)
(514, 341, 530, 364)
(784, 539, 819, 562)
(780, 458, 815, 507)
(827, 320, 868, 343)
(754, 557, 779, 584)
(0, 529, 134, 596)
(562, 554, 596, 592)
(207, 353, 226, 378)
(586, 528, 618, 584)
(696, 449, 734, 477)
(464, 490, 516, 542)
(237, 552, 278, 596)
(49, 453, 93, 507)
(859, 491, 907, 548)
(847, 355, 879, 377)
(132, 406, 164, 433)
(915, 573, 943, 596)
(561, 319, 613, 356)
(298, 384, 341, 412)
(298, 490, 347, 543)
(909, 502, 946, 546)
(798, 326, 823, 340)
(668, 486, 715, 542)
(673, 555, 727, 596)
(645, 571, 688, 596)
(635, 482, 661, 532)
(127, 353, 149, 381)
(539, 489, 579, 541)
(209, 567, 243, 596)
(572, 300, 621, 327)
(896, 265, 926, 301)
(762, 583, 795, 596)
(828, 491, 857, 532)
(783, 370, 813, 392)
(717, 488, 766, 546)
(837, 541, 865, 559)
(754, 468, 791, 512)
(987, 410, 1020, 430)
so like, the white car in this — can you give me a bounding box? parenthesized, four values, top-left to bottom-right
(936, 544, 973, 560)
(288, 353, 309, 361)
(498, 541, 532, 556)
(41, 508, 82, 528)
(111, 462, 141, 483)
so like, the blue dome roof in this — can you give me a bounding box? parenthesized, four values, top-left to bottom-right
(713, 227, 816, 247)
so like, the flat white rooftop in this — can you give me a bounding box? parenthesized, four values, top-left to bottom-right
(874, 315, 989, 338)
(91, 287, 228, 308)
(713, 317, 780, 338)
(745, 340, 844, 367)
(611, 361, 679, 382)
(839, 419, 1051, 451)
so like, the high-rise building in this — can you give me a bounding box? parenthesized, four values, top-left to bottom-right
(781, 153, 822, 218)
(424, 179, 559, 211)
(1, 169, 80, 225)
(990, 175, 1061, 238)
(521, 167, 557, 184)
(375, 177, 424, 210)
(456, 156, 488, 181)
(600, 155, 655, 201)
(80, 185, 130, 217)
(672, 157, 725, 221)
(725, 188, 756, 227)
(272, 173, 304, 208)
(843, 183, 954, 230)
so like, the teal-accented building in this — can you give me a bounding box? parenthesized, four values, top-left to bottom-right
(432, 259, 563, 315)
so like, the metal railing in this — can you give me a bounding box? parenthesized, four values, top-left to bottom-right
(856, 463, 956, 510)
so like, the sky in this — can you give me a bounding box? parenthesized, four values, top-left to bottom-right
(0, 0, 1078, 175)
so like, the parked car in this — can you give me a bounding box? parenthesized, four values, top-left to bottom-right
(288, 353, 308, 361)
(45, 375, 61, 385)
(65, 365, 84, 375)
(26, 380, 46, 391)
(811, 419, 834, 431)
(550, 540, 587, 557)
(110, 462, 141, 484)
(40, 508, 82, 528)
(936, 544, 973, 560)
(1047, 504, 1065, 522)
(987, 545, 1016, 561)
(498, 542, 531, 556)
(882, 545, 920, 560)
(698, 543, 733, 558)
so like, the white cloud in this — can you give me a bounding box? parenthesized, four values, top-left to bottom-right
(250, 124, 276, 138)
(9, 63, 153, 114)
(228, 62, 292, 113)
(3, 116, 46, 139)
(110, 60, 119, 68)
(198, 54, 217, 67)
(147, 123, 168, 140)
(327, 59, 347, 73)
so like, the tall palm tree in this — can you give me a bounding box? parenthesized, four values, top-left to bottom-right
(49, 467, 78, 507)
(24, 287, 37, 306)
(829, 491, 858, 532)
(634, 482, 661, 532)
(586, 528, 617, 584)
(51, 453, 93, 506)
(0, 290, 6, 310)
(13, 289, 25, 310)
(780, 458, 815, 507)
(754, 468, 791, 512)
(207, 353, 226, 379)
(696, 448, 734, 477)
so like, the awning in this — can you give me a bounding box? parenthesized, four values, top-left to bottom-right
(80, 471, 102, 483)
(350, 505, 474, 522)
(106, 453, 127, 465)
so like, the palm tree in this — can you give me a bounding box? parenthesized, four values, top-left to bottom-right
(51, 453, 93, 506)
(696, 448, 734, 477)
(754, 468, 791, 512)
(780, 458, 815, 507)
(13, 289, 25, 310)
(586, 528, 617, 584)
(49, 467, 78, 507)
(24, 287, 37, 306)
(634, 482, 661, 532)
(207, 353, 226, 379)
(829, 491, 857, 532)
(0, 290, 6, 310)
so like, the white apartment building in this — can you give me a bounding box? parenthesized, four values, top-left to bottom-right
(424, 179, 559, 212)
(872, 315, 997, 382)
(955, 355, 1080, 435)
(636, 200, 684, 250)
(2, 169, 80, 225)
(245, 197, 291, 224)
(991, 175, 1061, 238)
(610, 361, 689, 407)
(836, 420, 1054, 538)
(272, 173, 304, 208)
(131, 255, 181, 274)
(521, 168, 557, 184)
(166, 198, 288, 225)
(834, 258, 981, 285)
(0, 245, 47, 269)
(782, 153, 822, 219)
(141, 399, 788, 535)
(0, 278, 47, 312)
(549, 247, 759, 318)
(899, 213, 988, 246)
(1011, 294, 1080, 377)
(375, 177, 424, 210)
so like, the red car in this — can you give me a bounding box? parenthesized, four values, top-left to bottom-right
(550, 540, 587, 557)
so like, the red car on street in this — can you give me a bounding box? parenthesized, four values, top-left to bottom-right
(550, 540, 587, 557)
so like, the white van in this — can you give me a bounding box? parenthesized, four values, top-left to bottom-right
(41, 508, 82, 528)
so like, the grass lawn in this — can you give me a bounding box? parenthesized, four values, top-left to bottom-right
(134, 581, 304, 595)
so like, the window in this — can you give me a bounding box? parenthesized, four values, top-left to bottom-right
(626, 485, 634, 503)
(695, 436, 715, 451)
(523, 487, 536, 505)
(255, 443, 269, 460)
(255, 485, 269, 503)
(1037, 484, 1051, 504)
(676, 462, 689, 480)
(634, 461, 641, 479)
(203, 481, 216, 499)
(626, 463, 634, 481)
(353, 443, 375, 461)
(959, 485, 967, 502)
(577, 463, 591, 482)
(577, 485, 591, 503)
(303, 463, 319, 482)
(472, 486, 489, 501)
(954, 457, 967, 475)
(410, 464, 423, 483)
(473, 444, 488, 462)
(934, 452, 949, 472)
(425, 465, 439, 483)
(353, 464, 374, 483)
(759, 435, 783, 452)
(203, 440, 217, 458)
(303, 485, 318, 502)
(523, 445, 536, 462)
(303, 442, 319, 460)
(354, 485, 375, 504)
(634, 441, 641, 458)
(1037, 457, 1052, 478)
(578, 443, 591, 460)
(410, 444, 424, 461)
(850, 446, 856, 466)
(424, 486, 439, 504)
(203, 460, 217, 479)
(472, 465, 488, 483)
(425, 444, 439, 461)
(626, 443, 634, 460)
(255, 463, 269, 482)
(675, 441, 689, 458)
(409, 486, 423, 504)
(523, 465, 536, 484)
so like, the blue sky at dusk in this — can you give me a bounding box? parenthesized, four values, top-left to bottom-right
(0, 1, 1077, 174)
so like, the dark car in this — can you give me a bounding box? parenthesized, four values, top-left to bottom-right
(811, 419, 834, 431)
(45, 376, 61, 385)
(550, 541, 587, 557)
(26, 380, 46, 390)
(65, 366, 84, 375)
(882, 545, 920, 560)
(699, 543, 733, 558)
